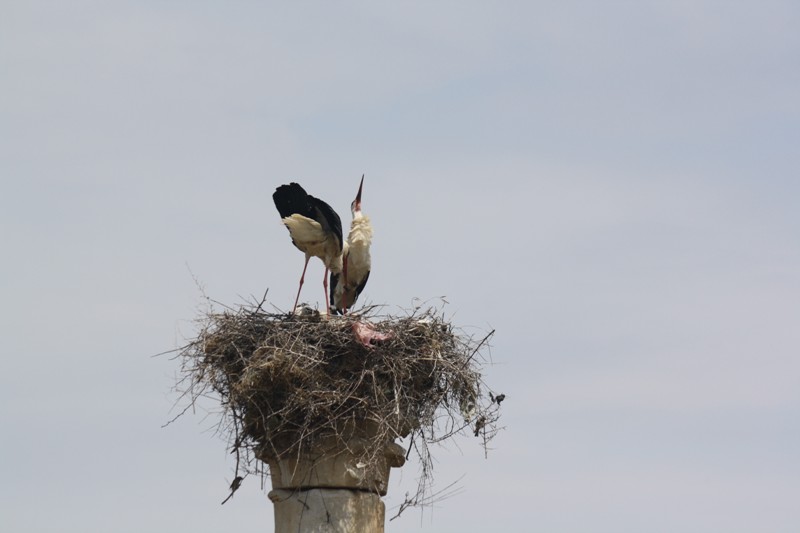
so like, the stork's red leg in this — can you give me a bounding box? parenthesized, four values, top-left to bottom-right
(323, 267, 331, 315)
(293, 255, 311, 313)
(342, 254, 349, 315)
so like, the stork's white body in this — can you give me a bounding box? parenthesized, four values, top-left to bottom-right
(345, 213, 372, 279)
(282, 214, 345, 274)
(333, 212, 372, 311)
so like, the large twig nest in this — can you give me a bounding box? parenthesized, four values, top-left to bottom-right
(174, 301, 501, 506)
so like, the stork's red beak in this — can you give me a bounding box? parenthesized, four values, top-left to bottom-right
(355, 174, 364, 210)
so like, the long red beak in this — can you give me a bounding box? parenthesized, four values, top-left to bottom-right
(355, 174, 364, 209)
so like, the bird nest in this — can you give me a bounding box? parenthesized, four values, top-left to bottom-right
(171, 299, 501, 510)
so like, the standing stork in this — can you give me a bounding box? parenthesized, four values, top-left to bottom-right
(330, 175, 372, 314)
(273, 182, 344, 315)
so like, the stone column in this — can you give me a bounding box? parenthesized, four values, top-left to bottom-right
(265, 437, 406, 533)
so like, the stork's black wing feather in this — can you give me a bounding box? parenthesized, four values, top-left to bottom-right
(352, 270, 370, 304)
(329, 271, 342, 313)
(273, 183, 314, 219)
(309, 196, 343, 252)
(329, 269, 370, 315)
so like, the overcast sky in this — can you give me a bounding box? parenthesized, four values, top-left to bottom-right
(2, 1, 799, 532)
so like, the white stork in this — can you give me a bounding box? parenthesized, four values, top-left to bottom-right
(330, 175, 372, 314)
(273, 182, 344, 315)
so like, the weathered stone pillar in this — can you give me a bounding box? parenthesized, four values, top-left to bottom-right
(264, 433, 406, 533)
(268, 489, 385, 533)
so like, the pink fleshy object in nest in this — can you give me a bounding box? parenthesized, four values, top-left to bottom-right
(352, 321, 394, 348)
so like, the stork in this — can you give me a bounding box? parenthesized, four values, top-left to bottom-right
(273, 182, 344, 315)
(330, 175, 372, 314)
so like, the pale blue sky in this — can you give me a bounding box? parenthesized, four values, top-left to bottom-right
(2, 1, 799, 532)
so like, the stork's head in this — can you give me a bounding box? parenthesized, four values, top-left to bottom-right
(351, 174, 364, 215)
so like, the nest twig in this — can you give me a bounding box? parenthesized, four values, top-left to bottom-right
(170, 298, 502, 513)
